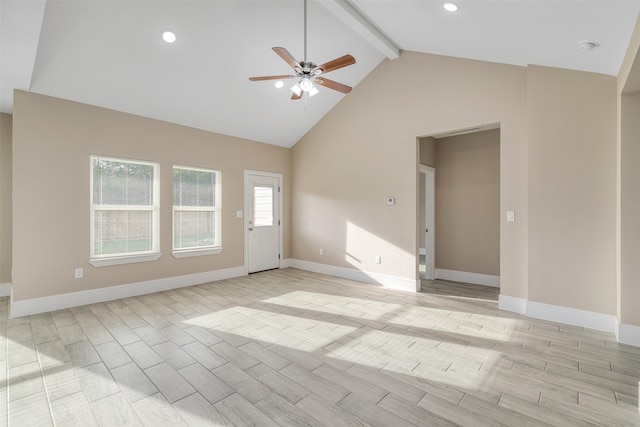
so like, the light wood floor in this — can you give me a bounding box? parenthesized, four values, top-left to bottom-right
(1, 268, 639, 426)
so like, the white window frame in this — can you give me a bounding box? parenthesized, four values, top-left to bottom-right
(172, 165, 222, 258)
(89, 156, 161, 267)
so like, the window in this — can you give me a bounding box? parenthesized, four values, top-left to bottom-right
(173, 166, 221, 257)
(90, 156, 160, 266)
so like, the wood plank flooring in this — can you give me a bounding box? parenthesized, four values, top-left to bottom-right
(1, 268, 639, 426)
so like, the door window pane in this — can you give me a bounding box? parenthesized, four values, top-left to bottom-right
(254, 185, 273, 226)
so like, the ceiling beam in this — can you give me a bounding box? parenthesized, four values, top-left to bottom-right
(318, 0, 400, 60)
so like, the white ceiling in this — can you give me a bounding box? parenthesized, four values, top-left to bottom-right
(2, 0, 639, 148)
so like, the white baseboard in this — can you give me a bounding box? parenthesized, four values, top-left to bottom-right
(435, 268, 500, 288)
(286, 259, 419, 292)
(616, 322, 640, 347)
(499, 296, 621, 336)
(280, 258, 293, 269)
(526, 301, 617, 333)
(0, 283, 11, 297)
(10, 266, 246, 318)
(498, 294, 526, 314)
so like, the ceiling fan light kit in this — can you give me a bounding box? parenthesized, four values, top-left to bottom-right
(249, 0, 356, 100)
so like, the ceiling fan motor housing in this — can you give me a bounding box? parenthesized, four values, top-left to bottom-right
(298, 61, 318, 76)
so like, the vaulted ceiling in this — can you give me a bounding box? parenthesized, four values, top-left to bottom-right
(2, 0, 639, 147)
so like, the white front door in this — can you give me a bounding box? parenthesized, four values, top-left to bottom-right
(245, 172, 281, 273)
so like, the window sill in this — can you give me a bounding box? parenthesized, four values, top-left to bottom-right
(172, 247, 223, 258)
(90, 252, 161, 267)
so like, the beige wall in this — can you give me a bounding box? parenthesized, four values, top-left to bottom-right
(618, 14, 640, 327)
(620, 92, 640, 325)
(12, 91, 291, 301)
(527, 66, 617, 314)
(435, 129, 500, 276)
(0, 113, 11, 284)
(292, 50, 620, 317)
(8, 44, 630, 324)
(419, 137, 435, 167)
(292, 52, 529, 299)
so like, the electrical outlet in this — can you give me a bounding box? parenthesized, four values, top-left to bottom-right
(74, 268, 83, 279)
(319, 248, 324, 256)
(375, 256, 382, 264)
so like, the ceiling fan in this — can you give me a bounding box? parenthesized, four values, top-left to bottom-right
(249, 0, 356, 100)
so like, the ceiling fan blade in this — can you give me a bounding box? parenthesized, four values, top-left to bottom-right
(291, 91, 303, 100)
(249, 75, 296, 81)
(273, 47, 301, 70)
(313, 54, 356, 74)
(314, 77, 352, 94)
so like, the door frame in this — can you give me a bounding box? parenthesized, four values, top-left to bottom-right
(244, 170, 283, 275)
(420, 165, 435, 281)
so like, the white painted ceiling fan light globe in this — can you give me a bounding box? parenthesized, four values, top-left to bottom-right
(299, 78, 314, 92)
(443, 3, 459, 12)
(162, 31, 176, 43)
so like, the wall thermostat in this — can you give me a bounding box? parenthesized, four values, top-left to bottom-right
(386, 197, 395, 205)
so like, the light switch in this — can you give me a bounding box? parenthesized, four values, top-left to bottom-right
(236, 211, 243, 218)
(506, 211, 515, 222)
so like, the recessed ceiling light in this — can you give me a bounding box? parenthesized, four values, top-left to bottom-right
(579, 41, 598, 52)
(443, 3, 459, 12)
(275, 81, 284, 89)
(162, 31, 176, 43)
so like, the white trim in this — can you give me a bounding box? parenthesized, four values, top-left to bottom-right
(172, 247, 223, 258)
(286, 259, 419, 292)
(89, 252, 161, 267)
(0, 283, 11, 297)
(526, 301, 617, 333)
(499, 295, 632, 343)
(419, 165, 435, 280)
(10, 266, 245, 318)
(498, 294, 527, 314)
(419, 248, 426, 256)
(617, 323, 640, 347)
(435, 268, 500, 288)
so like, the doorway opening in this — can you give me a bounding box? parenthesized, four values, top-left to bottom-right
(417, 124, 501, 293)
